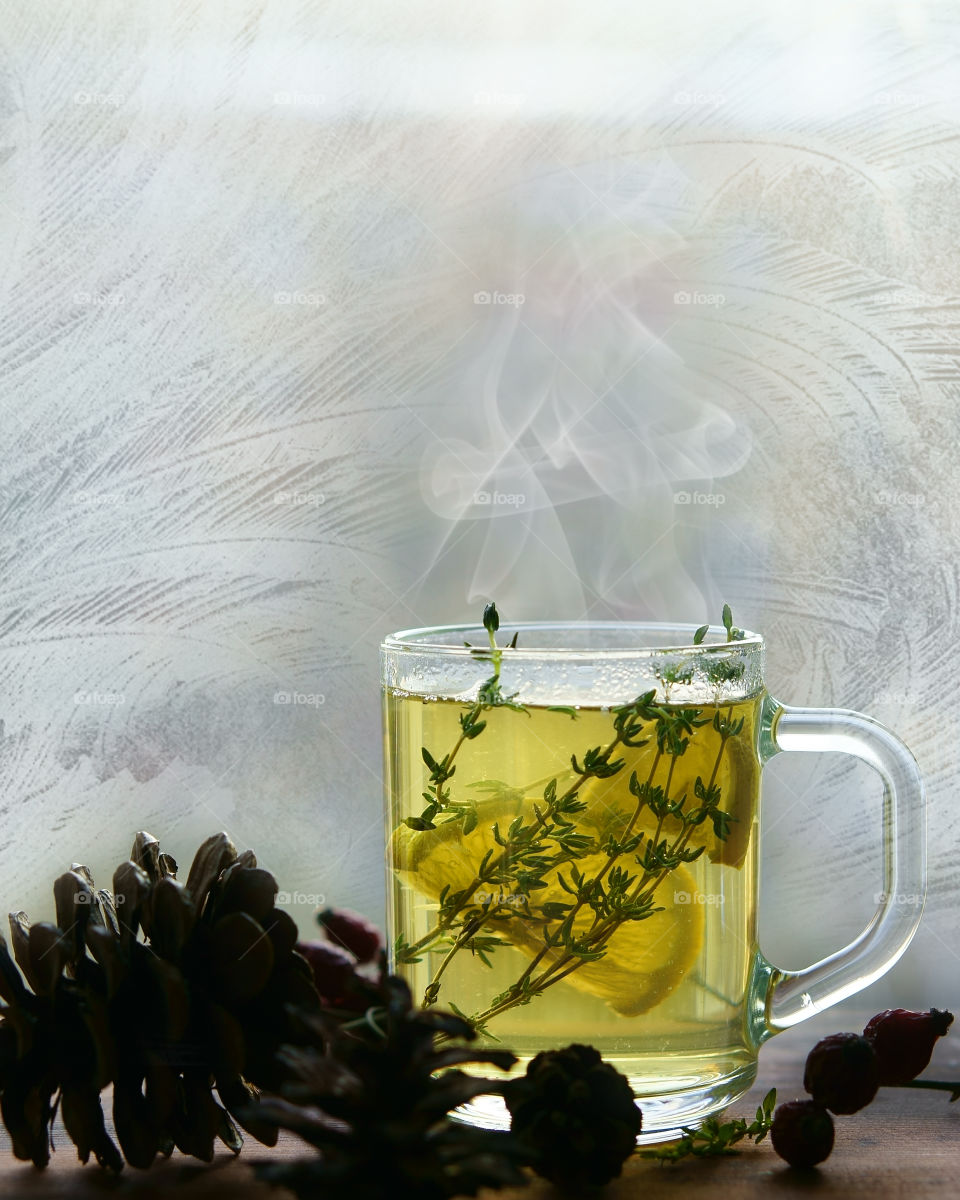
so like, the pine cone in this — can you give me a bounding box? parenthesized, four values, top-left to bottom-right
(0, 831, 320, 1170)
(503, 1043, 641, 1188)
(254, 973, 530, 1200)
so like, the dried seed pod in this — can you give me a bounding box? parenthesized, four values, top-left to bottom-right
(61, 1084, 123, 1171)
(173, 1070, 221, 1161)
(266, 910, 299, 960)
(95, 890, 122, 938)
(53, 871, 94, 963)
(185, 833, 237, 914)
(131, 833, 162, 883)
(145, 1061, 178, 1130)
(78, 989, 115, 1089)
(70, 864, 96, 890)
(0, 935, 29, 1006)
(0, 1024, 17, 1092)
(130, 952, 190, 1045)
(218, 1108, 243, 1155)
(207, 1003, 246, 1079)
(145, 879, 196, 961)
(158, 852, 178, 879)
(7, 914, 33, 990)
(27, 924, 68, 997)
(212, 913, 274, 1000)
(218, 1076, 279, 1146)
(113, 1072, 159, 1169)
(217, 867, 279, 926)
(1, 1065, 53, 1167)
(113, 860, 150, 943)
(84, 923, 122, 999)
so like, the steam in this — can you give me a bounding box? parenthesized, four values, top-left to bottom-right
(416, 159, 751, 620)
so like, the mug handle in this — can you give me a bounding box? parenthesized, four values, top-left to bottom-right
(755, 696, 926, 1037)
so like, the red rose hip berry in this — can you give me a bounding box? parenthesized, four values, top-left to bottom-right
(863, 1008, 954, 1085)
(803, 1032, 880, 1114)
(771, 1100, 835, 1168)
(317, 906, 383, 964)
(296, 939, 358, 1005)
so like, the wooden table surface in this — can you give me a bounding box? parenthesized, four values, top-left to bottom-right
(1, 1011, 957, 1198)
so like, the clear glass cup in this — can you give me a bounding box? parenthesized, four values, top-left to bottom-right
(381, 620, 925, 1141)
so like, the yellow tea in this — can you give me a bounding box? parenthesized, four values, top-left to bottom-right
(384, 687, 764, 1129)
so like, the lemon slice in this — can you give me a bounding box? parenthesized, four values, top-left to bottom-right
(503, 850, 703, 1016)
(391, 799, 703, 1017)
(576, 735, 757, 870)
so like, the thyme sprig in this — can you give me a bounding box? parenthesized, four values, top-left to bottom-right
(468, 697, 740, 1029)
(640, 1088, 777, 1162)
(401, 687, 665, 994)
(402, 604, 520, 839)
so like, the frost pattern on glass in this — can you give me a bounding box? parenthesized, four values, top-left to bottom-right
(0, 6, 951, 996)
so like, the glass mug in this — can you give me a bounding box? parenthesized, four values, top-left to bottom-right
(381, 621, 925, 1140)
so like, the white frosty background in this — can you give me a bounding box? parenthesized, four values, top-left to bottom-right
(0, 0, 957, 1003)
